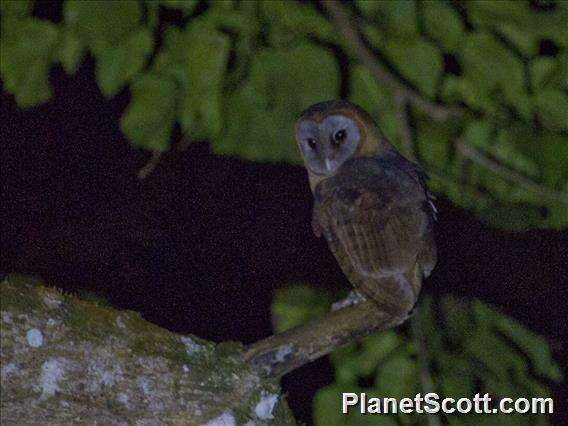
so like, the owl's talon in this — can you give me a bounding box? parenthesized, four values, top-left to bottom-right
(390, 305, 417, 326)
(331, 291, 366, 311)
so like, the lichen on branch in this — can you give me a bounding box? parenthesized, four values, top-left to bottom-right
(0, 275, 295, 425)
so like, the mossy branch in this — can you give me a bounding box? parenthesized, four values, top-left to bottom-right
(0, 275, 295, 425)
(245, 299, 405, 378)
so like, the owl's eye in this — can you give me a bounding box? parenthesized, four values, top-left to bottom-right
(306, 138, 317, 149)
(332, 129, 347, 145)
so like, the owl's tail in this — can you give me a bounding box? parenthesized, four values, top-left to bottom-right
(348, 263, 422, 322)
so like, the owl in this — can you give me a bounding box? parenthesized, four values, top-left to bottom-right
(295, 100, 436, 322)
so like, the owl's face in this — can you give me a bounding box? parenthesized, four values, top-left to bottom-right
(296, 114, 361, 176)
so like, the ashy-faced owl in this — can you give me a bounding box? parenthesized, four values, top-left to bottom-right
(296, 100, 437, 321)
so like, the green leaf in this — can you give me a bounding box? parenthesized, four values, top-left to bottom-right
(57, 28, 85, 75)
(510, 91, 533, 121)
(534, 89, 568, 132)
(473, 301, 562, 381)
(356, 0, 418, 39)
(314, 384, 354, 426)
(153, 24, 230, 140)
(458, 32, 525, 111)
(120, 73, 177, 151)
(207, 0, 237, 11)
(463, 120, 492, 149)
(193, 5, 253, 33)
(0, 0, 31, 18)
(467, 0, 568, 49)
(440, 297, 472, 346)
(349, 65, 398, 143)
(493, 129, 539, 179)
(444, 76, 495, 111)
(466, 0, 544, 57)
(514, 374, 550, 401)
(262, 0, 336, 45)
(481, 375, 523, 402)
(64, 0, 142, 55)
(498, 126, 567, 199)
(215, 43, 339, 163)
(496, 314, 562, 381)
(530, 58, 556, 91)
(160, 0, 198, 16)
(539, 132, 568, 191)
(422, 1, 465, 52)
(271, 285, 331, 333)
(546, 203, 568, 229)
(552, 51, 568, 88)
(152, 27, 187, 80)
(497, 24, 539, 57)
(382, 38, 442, 98)
(348, 412, 398, 426)
(357, 332, 401, 377)
(311, 295, 561, 423)
(330, 331, 402, 384)
(471, 161, 542, 206)
(96, 28, 153, 98)
(178, 24, 230, 139)
(331, 344, 362, 385)
(438, 355, 474, 398)
(440, 75, 464, 104)
(143, 0, 161, 30)
(374, 351, 417, 400)
(466, 328, 527, 380)
(417, 296, 445, 355)
(416, 120, 455, 169)
(0, 18, 58, 107)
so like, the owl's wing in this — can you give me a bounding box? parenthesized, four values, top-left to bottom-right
(313, 156, 436, 315)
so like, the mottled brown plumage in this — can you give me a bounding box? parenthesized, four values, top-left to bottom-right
(296, 100, 436, 321)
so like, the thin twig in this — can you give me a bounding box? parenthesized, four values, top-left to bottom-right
(393, 94, 417, 162)
(455, 139, 568, 204)
(321, 0, 463, 121)
(137, 150, 163, 180)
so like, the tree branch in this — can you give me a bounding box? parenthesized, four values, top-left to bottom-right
(393, 93, 417, 162)
(321, 0, 463, 121)
(245, 299, 405, 378)
(1, 275, 295, 424)
(455, 139, 568, 205)
(137, 150, 163, 180)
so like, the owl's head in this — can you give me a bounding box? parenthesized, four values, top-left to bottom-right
(295, 100, 383, 177)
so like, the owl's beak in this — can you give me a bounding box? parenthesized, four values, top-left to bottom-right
(325, 159, 335, 173)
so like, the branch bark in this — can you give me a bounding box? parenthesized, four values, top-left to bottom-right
(245, 299, 405, 378)
(393, 94, 417, 162)
(137, 150, 163, 180)
(0, 275, 295, 425)
(455, 139, 568, 204)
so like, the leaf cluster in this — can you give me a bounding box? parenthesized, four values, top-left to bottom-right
(272, 287, 562, 425)
(1, 0, 566, 229)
